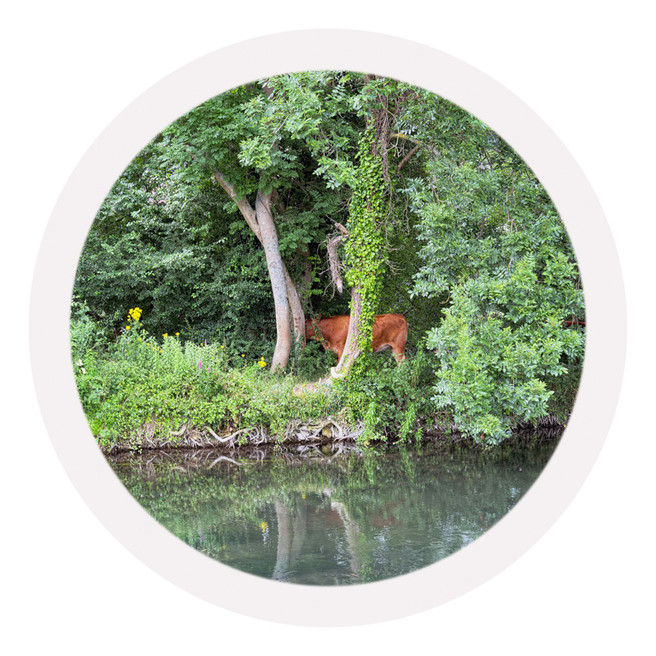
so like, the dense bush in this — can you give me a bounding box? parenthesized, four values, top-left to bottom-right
(407, 149, 585, 444)
(331, 348, 437, 445)
(72, 310, 332, 448)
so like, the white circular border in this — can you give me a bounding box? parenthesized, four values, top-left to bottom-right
(30, 30, 625, 626)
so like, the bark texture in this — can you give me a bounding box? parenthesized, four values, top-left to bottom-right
(213, 169, 305, 369)
(331, 286, 364, 378)
(255, 191, 291, 371)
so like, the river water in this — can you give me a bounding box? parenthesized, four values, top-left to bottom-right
(108, 433, 559, 585)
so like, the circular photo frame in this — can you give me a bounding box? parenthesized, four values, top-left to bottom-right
(30, 30, 625, 626)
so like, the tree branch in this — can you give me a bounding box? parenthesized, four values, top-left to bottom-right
(327, 238, 346, 294)
(396, 144, 421, 173)
(212, 170, 262, 242)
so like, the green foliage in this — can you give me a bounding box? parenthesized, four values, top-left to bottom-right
(74, 138, 277, 348)
(73, 312, 338, 449)
(73, 309, 439, 450)
(291, 340, 336, 381)
(70, 298, 108, 362)
(72, 70, 585, 449)
(408, 145, 585, 443)
(332, 348, 437, 446)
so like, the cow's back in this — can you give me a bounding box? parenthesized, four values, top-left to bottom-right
(319, 315, 350, 347)
(307, 313, 407, 362)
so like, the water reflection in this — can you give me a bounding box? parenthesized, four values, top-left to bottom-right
(109, 434, 559, 585)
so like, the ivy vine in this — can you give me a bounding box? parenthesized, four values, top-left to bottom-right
(344, 124, 388, 353)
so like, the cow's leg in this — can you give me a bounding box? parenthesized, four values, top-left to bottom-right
(392, 344, 406, 364)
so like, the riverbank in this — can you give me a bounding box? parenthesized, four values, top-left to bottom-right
(100, 417, 565, 455)
(74, 328, 577, 454)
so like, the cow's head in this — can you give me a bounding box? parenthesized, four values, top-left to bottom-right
(305, 314, 322, 340)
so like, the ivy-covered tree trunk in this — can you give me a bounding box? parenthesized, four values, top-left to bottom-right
(333, 120, 388, 378)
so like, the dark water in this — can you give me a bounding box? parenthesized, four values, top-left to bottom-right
(109, 434, 559, 585)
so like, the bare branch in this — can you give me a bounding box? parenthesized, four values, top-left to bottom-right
(396, 144, 421, 172)
(326, 223, 349, 294)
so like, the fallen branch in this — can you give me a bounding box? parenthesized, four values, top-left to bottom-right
(204, 425, 254, 444)
(170, 421, 188, 437)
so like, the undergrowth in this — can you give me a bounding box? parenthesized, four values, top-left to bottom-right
(72, 312, 438, 450)
(72, 309, 574, 451)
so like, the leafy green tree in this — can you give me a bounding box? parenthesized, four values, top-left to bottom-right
(160, 74, 365, 370)
(407, 131, 584, 443)
(74, 137, 276, 349)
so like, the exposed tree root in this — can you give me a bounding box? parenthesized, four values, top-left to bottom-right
(101, 414, 566, 455)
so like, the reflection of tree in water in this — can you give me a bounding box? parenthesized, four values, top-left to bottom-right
(273, 499, 306, 580)
(108, 433, 560, 584)
(269, 488, 365, 582)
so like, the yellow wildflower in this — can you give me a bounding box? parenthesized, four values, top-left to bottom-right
(128, 307, 142, 322)
(163, 333, 168, 338)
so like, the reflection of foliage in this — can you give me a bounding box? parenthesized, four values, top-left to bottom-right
(109, 434, 559, 583)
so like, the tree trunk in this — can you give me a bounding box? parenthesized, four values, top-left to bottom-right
(332, 285, 364, 378)
(284, 266, 305, 351)
(330, 500, 362, 582)
(255, 191, 292, 371)
(331, 84, 392, 378)
(273, 500, 292, 580)
(213, 169, 305, 368)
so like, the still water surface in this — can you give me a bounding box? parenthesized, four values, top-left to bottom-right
(109, 435, 559, 585)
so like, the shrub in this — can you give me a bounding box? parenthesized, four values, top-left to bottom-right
(332, 347, 437, 444)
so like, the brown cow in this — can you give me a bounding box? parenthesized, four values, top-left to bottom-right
(305, 313, 408, 363)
